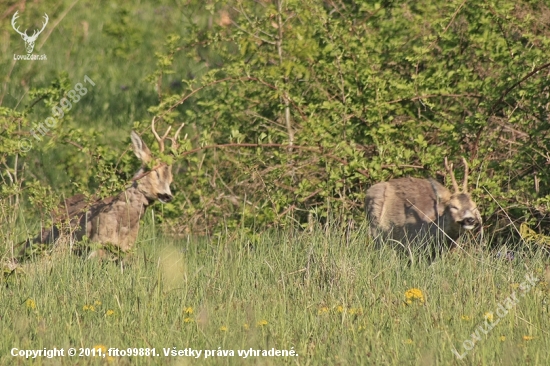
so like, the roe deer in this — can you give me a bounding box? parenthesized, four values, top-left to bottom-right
(365, 158, 482, 250)
(28, 118, 184, 257)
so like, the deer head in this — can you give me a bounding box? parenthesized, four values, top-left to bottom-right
(11, 11, 49, 54)
(442, 157, 481, 231)
(130, 118, 185, 204)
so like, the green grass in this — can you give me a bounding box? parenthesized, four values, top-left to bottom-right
(2, 222, 549, 365)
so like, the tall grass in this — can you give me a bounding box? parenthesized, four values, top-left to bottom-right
(2, 220, 548, 365)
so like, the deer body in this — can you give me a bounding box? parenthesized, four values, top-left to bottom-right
(365, 158, 481, 247)
(30, 123, 183, 256)
(84, 187, 148, 251)
(36, 187, 147, 251)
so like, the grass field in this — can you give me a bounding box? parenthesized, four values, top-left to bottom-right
(2, 219, 549, 365)
(3, 0, 550, 364)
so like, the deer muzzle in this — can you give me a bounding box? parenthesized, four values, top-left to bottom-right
(460, 217, 476, 230)
(158, 193, 173, 203)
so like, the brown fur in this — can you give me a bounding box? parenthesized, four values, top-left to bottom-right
(365, 159, 481, 247)
(29, 125, 183, 256)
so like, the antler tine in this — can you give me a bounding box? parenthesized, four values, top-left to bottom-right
(151, 117, 163, 152)
(38, 14, 48, 33)
(11, 11, 26, 36)
(28, 14, 48, 37)
(151, 117, 172, 153)
(166, 123, 185, 153)
(462, 157, 469, 193)
(444, 157, 460, 193)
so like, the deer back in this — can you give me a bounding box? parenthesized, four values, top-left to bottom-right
(366, 177, 451, 241)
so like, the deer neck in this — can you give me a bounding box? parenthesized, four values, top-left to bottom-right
(129, 167, 159, 204)
(121, 183, 152, 211)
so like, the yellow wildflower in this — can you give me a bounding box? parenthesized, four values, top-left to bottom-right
(184, 307, 193, 314)
(93, 345, 107, 356)
(461, 315, 471, 321)
(83, 305, 96, 312)
(484, 312, 494, 323)
(105, 310, 115, 316)
(219, 326, 228, 332)
(523, 335, 535, 341)
(257, 319, 268, 326)
(25, 299, 36, 310)
(183, 317, 193, 323)
(318, 306, 329, 315)
(403, 339, 413, 344)
(94, 300, 102, 306)
(243, 323, 250, 330)
(499, 336, 506, 341)
(404, 288, 424, 304)
(336, 305, 344, 313)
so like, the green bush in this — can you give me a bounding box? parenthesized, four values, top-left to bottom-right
(2, 0, 550, 244)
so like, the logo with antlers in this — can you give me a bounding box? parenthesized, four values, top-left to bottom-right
(11, 11, 49, 54)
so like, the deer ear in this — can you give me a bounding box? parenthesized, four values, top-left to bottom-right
(429, 178, 451, 203)
(130, 131, 152, 163)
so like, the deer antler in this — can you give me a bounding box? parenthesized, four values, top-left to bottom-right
(33, 13, 49, 38)
(151, 117, 185, 154)
(461, 157, 469, 193)
(11, 11, 27, 37)
(166, 123, 185, 153)
(444, 157, 460, 193)
(151, 117, 172, 153)
(11, 12, 48, 38)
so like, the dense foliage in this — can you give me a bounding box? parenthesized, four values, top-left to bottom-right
(2, 0, 550, 243)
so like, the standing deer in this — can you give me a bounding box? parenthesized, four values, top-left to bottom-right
(27, 119, 184, 258)
(365, 158, 482, 251)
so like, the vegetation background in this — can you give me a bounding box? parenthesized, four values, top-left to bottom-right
(1, 0, 550, 364)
